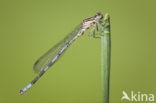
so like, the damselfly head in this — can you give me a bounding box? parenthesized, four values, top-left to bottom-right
(95, 12, 103, 20)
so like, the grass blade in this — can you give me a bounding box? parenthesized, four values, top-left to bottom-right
(101, 13, 111, 103)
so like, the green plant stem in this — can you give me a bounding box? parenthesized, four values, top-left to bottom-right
(101, 13, 111, 103)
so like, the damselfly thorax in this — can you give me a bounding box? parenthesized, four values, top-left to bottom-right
(78, 13, 103, 37)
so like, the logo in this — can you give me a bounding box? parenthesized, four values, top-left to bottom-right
(121, 90, 154, 102)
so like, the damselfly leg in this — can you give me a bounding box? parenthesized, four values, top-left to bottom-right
(88, 24, 96, 37)
(88, 22, 104, 38)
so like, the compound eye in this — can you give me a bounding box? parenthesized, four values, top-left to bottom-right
(96, 13, 103, 19)
(96, 13, 101, 16)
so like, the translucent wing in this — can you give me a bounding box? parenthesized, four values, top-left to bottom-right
(33, 24, 82, 73)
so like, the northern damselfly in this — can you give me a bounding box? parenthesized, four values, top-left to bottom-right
(19, 13, 103, 95)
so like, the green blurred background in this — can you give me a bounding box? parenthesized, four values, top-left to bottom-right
(0, 0, 156, 103)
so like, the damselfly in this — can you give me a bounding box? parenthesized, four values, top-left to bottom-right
(19, 13, 103, 95)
